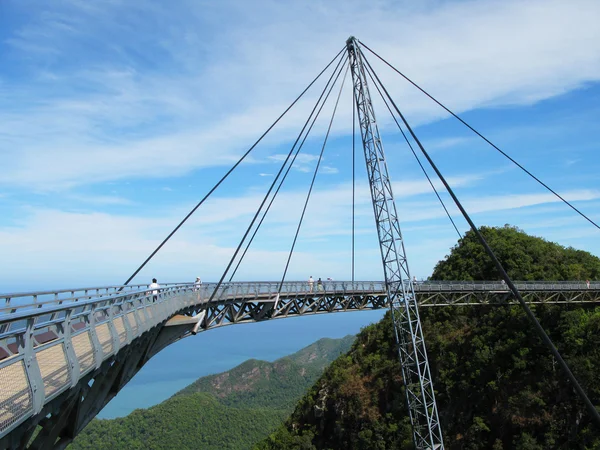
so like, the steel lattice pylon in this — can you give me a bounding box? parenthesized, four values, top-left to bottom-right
(346, 37, 444, 449)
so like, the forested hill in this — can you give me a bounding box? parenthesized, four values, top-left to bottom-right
(69, 336, 355, 450)
(176, 335, 356, 410)
(431, 225, 600, 280)
(257, 225, 600, 449)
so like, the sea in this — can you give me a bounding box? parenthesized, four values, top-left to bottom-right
(98, 309, 386, 418)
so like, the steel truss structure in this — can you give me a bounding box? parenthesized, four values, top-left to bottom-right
(416, 283, 600, 307)
(347, 37, 444, 449)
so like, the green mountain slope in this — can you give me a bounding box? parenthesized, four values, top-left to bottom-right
(71, 393, 284, 450)
(257, 226, 600, 449)
(177, 335, 356, 410)
(69, 335, 355, 450)
(432, 225, 600, 280)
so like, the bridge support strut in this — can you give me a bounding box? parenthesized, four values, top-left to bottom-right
(347, 37, 444, 450)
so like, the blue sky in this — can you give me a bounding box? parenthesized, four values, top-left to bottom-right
(1, 0, 600, 292)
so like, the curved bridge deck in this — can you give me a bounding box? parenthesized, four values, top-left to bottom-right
(0, 280, 599, 448)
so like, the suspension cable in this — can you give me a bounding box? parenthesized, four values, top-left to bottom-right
(360, 48, 600, 428)
(209, 55, 349, 300)
(279, 63, 350, 291)
(228, 56, 349, 281)
(362, 59, 462, 238)
(121, 47, 346, 287)
(360, 41, 600, 232)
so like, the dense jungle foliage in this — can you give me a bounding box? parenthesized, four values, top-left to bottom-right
(71, 393, 284, 450)
(69, 336, 354, 450)
(431, 225, 600, 281)
(257, 225, 600, 449)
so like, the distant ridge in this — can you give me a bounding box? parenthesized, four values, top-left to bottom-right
(69, 335, 355, 450)
(177, 335, 356, 409)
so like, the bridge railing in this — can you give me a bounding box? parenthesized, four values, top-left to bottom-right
(203, 281, 386, 301)
(0, 281, 386, 317)
(0, 282, 194, 315)
(413, 281, 599, 291)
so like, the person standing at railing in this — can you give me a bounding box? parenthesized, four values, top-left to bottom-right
(149, 278, 160, 302)
(587, 280, 590, 289)
(317, 278, 324, 292)
(194, 277, 202, 291)
(308, 276, 314, 292)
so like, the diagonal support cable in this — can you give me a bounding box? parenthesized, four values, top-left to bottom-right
(121, 47, 346, 287)
(279, 63, 350, 291)
(362, 59, 462, 238)
(360, 40, 600, 232)
(361, 47, 600, 429)
(209, 55, 349, 301)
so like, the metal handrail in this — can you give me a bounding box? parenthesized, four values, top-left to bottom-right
(0, 281, 386, 318)
(2, 280, 598, 316)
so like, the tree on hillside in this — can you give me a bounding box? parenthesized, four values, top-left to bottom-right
(431, 225, 600, 281)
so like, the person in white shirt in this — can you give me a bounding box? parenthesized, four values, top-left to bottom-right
(308, 276, 314, 292)
(194, 277, 202, 291)
(149, 278, 160, 302)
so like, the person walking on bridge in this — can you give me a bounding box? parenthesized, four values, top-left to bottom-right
(194, 276, 202, 291)
(149, 278, 160, 302)
(308, 276, 314, 292)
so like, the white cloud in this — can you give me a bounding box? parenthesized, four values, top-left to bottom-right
(1, 0, 599, 189)
(320, 166, 339, 174)
(268, 153, 321, 173)
(67, 194, 133, 205)
(423, 136, 476, 151)
(463, 190, 600, 214)
(3, 168, 597, 290)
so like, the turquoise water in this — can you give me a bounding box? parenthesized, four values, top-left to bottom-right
(99, 309, 386, 418)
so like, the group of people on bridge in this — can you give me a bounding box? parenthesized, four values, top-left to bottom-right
(308, 276, 334, 292)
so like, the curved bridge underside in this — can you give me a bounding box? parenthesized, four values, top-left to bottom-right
(0, 281, 599, 449)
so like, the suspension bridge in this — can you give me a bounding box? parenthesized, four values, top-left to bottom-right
(1, 37, 599, 449)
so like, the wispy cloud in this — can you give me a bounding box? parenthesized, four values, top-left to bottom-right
(1, 0, 599, 190)
(268, 153, 320, 173)
(67, 194, 134, 205)
(464, 190, 600, 214)
(423, 136, 476, 151)
(320, 166, 339, 174)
